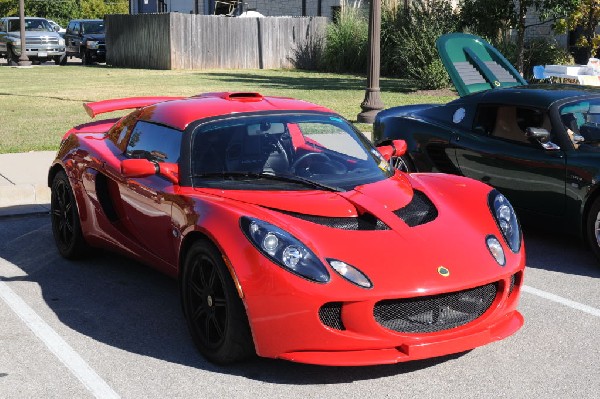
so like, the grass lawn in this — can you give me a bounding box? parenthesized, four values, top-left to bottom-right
(0, 65, 457, 153)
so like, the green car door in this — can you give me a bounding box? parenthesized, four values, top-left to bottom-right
(452, 104, 567, 217)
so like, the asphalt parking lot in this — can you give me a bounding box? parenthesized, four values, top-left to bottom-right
(0, 213, 598, 398)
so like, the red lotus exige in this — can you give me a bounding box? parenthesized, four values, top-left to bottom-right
(49, 92, 525, 366)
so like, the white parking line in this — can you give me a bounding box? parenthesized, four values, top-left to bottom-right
(523, 285, 600, 317)
(0, 259, 120, 399)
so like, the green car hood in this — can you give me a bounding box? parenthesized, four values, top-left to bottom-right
(436, 33, 527, 97)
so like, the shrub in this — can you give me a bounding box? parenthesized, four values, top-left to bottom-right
(497, 37, 574, 81)
(381, 0, 458, 88)
(322, 7, 368, 73)
(290, 35, 325, 71)
(421, 58, 451, 89)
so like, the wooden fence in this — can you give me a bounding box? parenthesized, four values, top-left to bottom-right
(105, 13, 327, 70)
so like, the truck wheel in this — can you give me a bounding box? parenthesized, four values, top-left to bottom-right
(54, 55, 67, 65)
(81, 49, 91, 65)
(7, 46, 18, 66)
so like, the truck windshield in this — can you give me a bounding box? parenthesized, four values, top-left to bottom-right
(8, 19, 53, 32)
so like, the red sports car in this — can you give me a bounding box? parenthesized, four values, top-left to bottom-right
(49, 92, 525, 366)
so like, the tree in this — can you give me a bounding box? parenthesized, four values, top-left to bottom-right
(459, 0, 580, 73)
(0, 1, 128, 26)
(555, 0, 600, 61)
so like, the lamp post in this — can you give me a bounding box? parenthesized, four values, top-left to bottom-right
(357, 0, 384, 124)
(17, 0, 31, 66)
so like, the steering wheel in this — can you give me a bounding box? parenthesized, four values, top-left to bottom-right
(291, 152, 347, 176)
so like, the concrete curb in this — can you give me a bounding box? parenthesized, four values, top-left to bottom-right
(0, 151, 55, 217)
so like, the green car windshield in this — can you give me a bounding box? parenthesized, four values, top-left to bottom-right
(191, 113, 393, 191)
(560, 99, 600, 147)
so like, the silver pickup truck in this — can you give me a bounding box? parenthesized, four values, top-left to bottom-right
(0, 17, 66, 65)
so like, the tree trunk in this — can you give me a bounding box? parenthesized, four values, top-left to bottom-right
(516, 1, 527, 74)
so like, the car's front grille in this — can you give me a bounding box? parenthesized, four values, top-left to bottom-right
(374, 282, 498, 333)
(25, 37, 59, 45)
(319, 302, 345, 330)
(393, 190, 438, 227)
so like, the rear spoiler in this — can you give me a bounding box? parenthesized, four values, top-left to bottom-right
(83, 96, 185, 118)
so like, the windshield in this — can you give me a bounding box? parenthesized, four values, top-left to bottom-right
(191, 113, 393, 191)
(8, 19, 53, 32)
(559, 98, 600, 149)
(82, 21, 104, 34)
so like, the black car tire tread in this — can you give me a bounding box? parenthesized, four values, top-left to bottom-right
(51, 170, 89, 259)
(586, 197, 600, 262)
(181, 240, 255, 364)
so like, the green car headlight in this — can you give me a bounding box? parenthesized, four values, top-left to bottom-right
(240, 217, 330, 283)
(488, 190, 521, 253)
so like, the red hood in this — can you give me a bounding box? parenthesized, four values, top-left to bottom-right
(193, 174, 414, 217)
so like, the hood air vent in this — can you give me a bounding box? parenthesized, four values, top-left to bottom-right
(280, 210, 390, 231)
(394, 190, 438, 227)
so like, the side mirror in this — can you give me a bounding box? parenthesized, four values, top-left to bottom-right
(526, 127, 560, 150)
(376, 139, 407, 161)
(121, 159, 179, 184)
(53, 25, 60, 32)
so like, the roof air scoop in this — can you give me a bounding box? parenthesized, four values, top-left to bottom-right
(226, 92, 264, 102)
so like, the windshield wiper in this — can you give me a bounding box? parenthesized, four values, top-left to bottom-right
(193, 171, 344, 192)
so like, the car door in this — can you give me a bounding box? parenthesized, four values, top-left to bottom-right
(116, 120, 183, 264)
(452, 104, 567, 217)
(65, 21, 79, 54)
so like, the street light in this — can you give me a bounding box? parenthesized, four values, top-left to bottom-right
(17, 0, 31, 66)
(357, 0, 384, 124)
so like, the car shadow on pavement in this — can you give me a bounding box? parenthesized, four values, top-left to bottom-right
(522, 226, 600, 278)
(0, 214, 466, 383)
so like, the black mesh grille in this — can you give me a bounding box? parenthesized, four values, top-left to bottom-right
(374, 283, 498, 333)
(508, 273, 517, 296)
(319, 302, 345, 330)
(281, 210, 389, 231)
(393, 190, 438, 227)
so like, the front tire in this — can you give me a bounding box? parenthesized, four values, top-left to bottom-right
(7, 46, 19, 66)
(81, 49, 91, 65)
(391, 154, 416, 173)
(586, 197, 600, 262)
(181, 240, 254, 364)
(51, 170, 88, 259)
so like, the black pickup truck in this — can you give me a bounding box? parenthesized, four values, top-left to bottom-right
(64, 19, 105, 65)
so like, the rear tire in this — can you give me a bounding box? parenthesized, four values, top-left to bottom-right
(51, 170, 88, 259)
(181, 240, 254, 364)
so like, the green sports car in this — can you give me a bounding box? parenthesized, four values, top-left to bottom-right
(374, 33, 600, 261)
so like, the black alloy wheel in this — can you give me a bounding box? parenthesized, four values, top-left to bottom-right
(181, 240, 254, 364)
(51, 171, 88, 259)
(391, 155, 415, 173)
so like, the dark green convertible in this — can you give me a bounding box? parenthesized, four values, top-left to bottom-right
(374, 33, 600, 261)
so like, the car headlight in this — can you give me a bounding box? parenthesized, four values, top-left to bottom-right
(240, 217, 330, 283)
(486, 235, 505, 266)
(488, 190, 521, 253)
(86, 41, 99, 49)
(328, 259, 372, 288)
(12, 38, 21, 46)
(58, 38, 65, 46)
